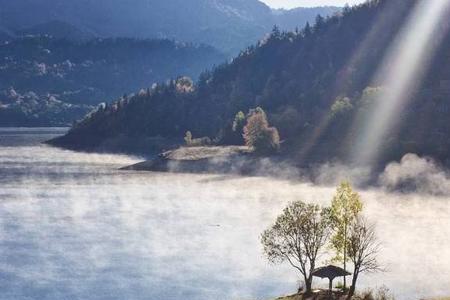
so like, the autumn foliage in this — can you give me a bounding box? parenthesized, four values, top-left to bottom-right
(243, 108, 280, 155)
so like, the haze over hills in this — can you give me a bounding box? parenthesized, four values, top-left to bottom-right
(51, 0, 450, 168)
(0, 0, 341, 126)
(0, 0, 340, 55)
(15, 21, 96, 42)
(0, 37, 225, 126)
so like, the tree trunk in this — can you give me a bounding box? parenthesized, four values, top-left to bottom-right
(305, 280, 312, 294)
(343, 220, 347, 289)
(305, 275, 313, 295)
(347, 271, 358, 299)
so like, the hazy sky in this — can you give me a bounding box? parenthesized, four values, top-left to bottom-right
(260, 0, 366, 9)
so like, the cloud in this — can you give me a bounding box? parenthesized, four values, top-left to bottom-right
(379, 153, 450, 195)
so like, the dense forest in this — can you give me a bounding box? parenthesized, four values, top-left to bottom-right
(0, 36, 225, 126)
(0, 0, 339, 55)
(51, 0, 450, 167)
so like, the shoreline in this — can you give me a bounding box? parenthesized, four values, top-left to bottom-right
(120, 145, 271, 175)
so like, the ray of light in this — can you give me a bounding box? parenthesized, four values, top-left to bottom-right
(295, 0, 407, 163)
(328, 0, 408, 99)
(353, 0, 450, 166)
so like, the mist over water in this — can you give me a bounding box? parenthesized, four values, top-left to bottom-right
(0, 129, 449, 300)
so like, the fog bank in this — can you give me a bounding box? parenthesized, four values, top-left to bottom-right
(1, 131, 450, 300)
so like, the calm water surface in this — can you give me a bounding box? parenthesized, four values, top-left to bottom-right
(0, 128, 449, 300)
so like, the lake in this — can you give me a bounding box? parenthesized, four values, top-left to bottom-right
(0, 128, 449, 300)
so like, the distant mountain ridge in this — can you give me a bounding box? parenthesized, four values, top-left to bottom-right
(272, 6, 341, 31)
(15, 21, 96, 42)
(0, 0, 340, 54)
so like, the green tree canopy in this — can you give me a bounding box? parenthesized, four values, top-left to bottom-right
(261, 200, 331, 293)
(232, 111, 246, 132)
(329, 181, 363, 289)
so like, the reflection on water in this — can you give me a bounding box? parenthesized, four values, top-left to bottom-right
(0, 128, 449, 300)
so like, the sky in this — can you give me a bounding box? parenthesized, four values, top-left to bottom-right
(260, 0, 366, 9)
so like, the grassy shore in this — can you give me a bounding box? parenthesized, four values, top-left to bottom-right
(120, 145, 285, 175)
(275, 292, 450, 300)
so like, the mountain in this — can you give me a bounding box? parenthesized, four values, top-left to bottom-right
(0, 36, 225, 126)
(272, 6, 341, 32)
(16, 20, 96, 42)
(0, 0, 340, 55)
(50, 0, 450, 167)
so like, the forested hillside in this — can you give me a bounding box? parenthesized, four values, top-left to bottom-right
(0, 0, 339, 55)
(0, 37, 225, 126)
(51, 0, 450, 166)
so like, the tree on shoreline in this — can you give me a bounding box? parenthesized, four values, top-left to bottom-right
(232, 111, 246, 133)
(329, 181, 363, 290)
(347, 217, 382, 298)
(243, 107, 280, 155)
(262, 182, 382, 297)
(261, 200, 331, 294)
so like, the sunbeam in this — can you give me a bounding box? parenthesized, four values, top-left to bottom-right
(296, 0, 408, 163)
(353, 0, 450, 167)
